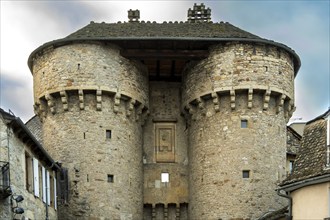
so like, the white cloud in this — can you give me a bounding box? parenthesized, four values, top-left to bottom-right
(0, 1, 329, 122)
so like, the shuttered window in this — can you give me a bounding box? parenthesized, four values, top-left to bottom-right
(33, 158, 39, 197)
(47, 170, 50, 205)
(54, 176, 57, 210)
(42, 167, 46, 203)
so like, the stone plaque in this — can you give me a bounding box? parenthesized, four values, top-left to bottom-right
(155, 123, 175, 162)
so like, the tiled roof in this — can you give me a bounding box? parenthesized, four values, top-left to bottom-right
(0, 109, 60, 170)
(65, 21, 262, 39)
(25, 115, 43, 145)
(281, 109, 330, 185)
(28, 21, 301, 74)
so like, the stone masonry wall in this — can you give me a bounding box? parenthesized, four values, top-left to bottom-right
(32, 43, 148, 107)
(31, 43, 149, 219)
(143, 82, 189, 219)
(183, 42, 294, 219)
(183, 43, 295, 120)
(0, 118, 57, 220)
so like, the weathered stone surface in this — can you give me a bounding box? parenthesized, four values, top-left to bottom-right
(32, 43, 148, 219)
(182, 42, 294, 219)
(143, 82, 189, 219)
(0, 109, 57, 220)
(29, 26, 298, 220)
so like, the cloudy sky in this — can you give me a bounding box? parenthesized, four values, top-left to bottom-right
(0, 0, 329, 123)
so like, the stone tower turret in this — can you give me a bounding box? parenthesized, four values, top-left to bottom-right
(31, 43, 148, 219)
(182, 43, 296, 219)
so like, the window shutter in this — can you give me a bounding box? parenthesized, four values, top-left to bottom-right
(33, 158, 39, 197)
(42, 166, 46, 203)
(47, 170, 50, 205)
(54, 175, 57, 210)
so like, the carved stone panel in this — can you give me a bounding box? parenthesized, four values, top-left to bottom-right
(155, 123, 176, 162)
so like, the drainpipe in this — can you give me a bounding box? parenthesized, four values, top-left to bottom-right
(277, 189, 292, 220)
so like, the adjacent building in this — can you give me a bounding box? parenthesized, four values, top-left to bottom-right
(0, 108, 60, 220)
(279, 109, 330, 219)
(286, 126, 302, 176)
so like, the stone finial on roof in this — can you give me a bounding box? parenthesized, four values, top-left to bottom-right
(128, 9, 140, 22)
(188, 3, 211, 23)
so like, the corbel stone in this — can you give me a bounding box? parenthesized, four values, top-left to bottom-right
(248, 88, 253, 109)
(263, 89, 271, 110)
(152, 204, 156, 220)
(141, 109, 150, 126)
(288, 100, 295, 118)
(113, 93, 121, 113)
(230, 90, 236, 110)
(276, 94, 286, 113)
(60, 90, 68, 111)
(187, 104, 198, 121)
(78, 90, 84, 110)
(197, 97, 206, 116)
(45, 93, 56, 114)
(39, 100, 47, 119)
(33, 101, 40, 116)
(211, 92, 220, 112)
(126, 99, 136, 117)
(176, 205, 180, 219)
(135, 104, 143, 121)
(96, 90, 102, 111)
(164, 204, 168, 220)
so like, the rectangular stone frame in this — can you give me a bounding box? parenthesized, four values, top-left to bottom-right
(154, 122, 176, 163)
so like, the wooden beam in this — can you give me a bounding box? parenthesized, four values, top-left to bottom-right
(171, 60, 176, 76)
(121, 49, 208, 60)
(156, 60, 160, 78)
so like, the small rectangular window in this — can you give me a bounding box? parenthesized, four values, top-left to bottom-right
(106, 130, 112, 139)
(107, 174, 114, 183)
(242, 170, 250, 178)
(241, 120, 248, 128)
(161, 173, 169, 183)
(289, 160, 294, 174)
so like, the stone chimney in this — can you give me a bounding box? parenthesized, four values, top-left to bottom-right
(187, 3, 211, 23)
(128, 9, 140, 22)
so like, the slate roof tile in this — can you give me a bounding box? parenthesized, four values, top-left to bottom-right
(65, 22, 262, 40)
(281, 109, 330, 185)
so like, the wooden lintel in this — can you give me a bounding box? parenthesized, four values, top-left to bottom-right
(171, 60, 176, 76)
(156, 60, 160, 77)
(121, 49, 208, 59)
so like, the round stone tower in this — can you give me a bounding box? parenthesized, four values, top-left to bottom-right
(182, 42, 296, 219)
(30, 42, 148, 219)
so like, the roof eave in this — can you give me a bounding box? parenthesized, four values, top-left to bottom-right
(28, 37, 301, 75)
(10, 117, 60, 171)
(279, 173, 330, 192)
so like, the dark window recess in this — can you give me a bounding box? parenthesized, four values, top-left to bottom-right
(241, 120, 248, 128)
(107, 174, 114, 183)
(242, 170, 250, 178)
(106, 130, 112, 139)
(58, 168, 69, 204)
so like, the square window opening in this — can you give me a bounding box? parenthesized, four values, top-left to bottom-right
(106, 130, 112, 139)
(161, 173, 169, 183)
(241, 120, 248, 128)
(107, 174, 114, 183)
(242, 170, 250, 178)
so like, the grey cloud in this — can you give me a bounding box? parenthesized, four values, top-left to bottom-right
(0, 73, 34, 122)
